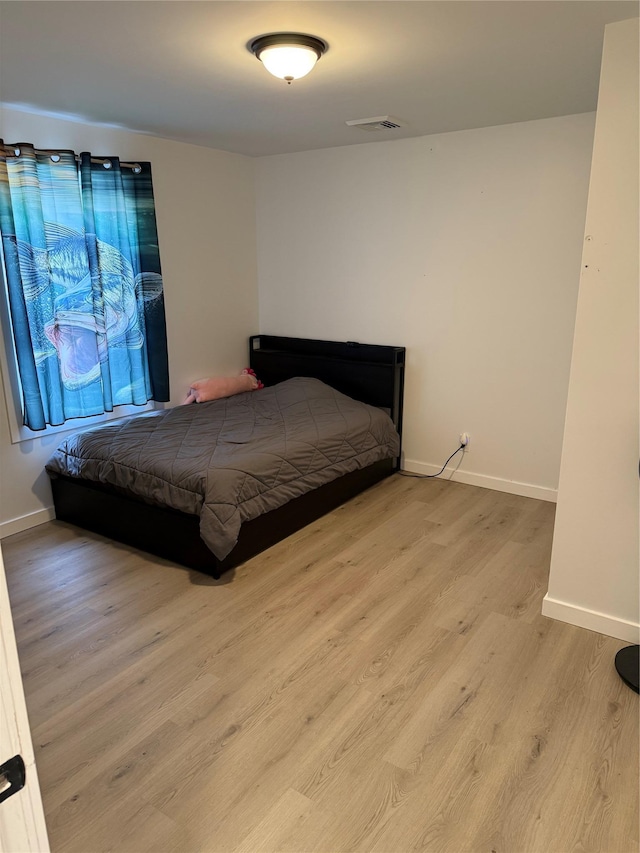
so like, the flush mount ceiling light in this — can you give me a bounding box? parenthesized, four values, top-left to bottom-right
(249, 33, 328, 84)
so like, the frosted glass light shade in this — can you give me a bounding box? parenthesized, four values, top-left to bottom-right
(259, 45, 318, 81)
(249, 34, 327, 84)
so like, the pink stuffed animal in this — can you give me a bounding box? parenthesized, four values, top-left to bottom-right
(182, 368, 264, 405)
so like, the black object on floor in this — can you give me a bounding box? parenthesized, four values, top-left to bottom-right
(614, 644, 639, 694)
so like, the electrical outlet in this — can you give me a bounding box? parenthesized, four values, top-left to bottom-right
(460, 432, 470, 447)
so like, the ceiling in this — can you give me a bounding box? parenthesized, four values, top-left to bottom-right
(0, 1, 637, 157)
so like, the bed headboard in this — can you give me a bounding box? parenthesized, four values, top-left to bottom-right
(249, 335, 405, 456)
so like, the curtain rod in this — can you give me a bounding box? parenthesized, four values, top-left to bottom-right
(2, 143, 142, 172)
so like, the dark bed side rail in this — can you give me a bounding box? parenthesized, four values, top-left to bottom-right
(249, 334, 405, 468)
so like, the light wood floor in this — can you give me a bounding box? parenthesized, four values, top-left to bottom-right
(3, 476, 639, 853)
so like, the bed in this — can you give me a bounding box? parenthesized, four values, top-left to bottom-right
(46, 335, 405, 578)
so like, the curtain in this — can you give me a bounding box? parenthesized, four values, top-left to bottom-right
(0, 141, 169, 431)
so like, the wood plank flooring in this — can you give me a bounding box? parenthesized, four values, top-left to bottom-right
(3, 476, 638, 853)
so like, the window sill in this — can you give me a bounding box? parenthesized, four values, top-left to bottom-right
(7, 402, 162, 445)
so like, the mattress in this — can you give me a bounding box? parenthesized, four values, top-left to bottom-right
(45, 377, 400, 559)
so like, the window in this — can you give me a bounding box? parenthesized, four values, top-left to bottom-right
(0, 141, 169, 433)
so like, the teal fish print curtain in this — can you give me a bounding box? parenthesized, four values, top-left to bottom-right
(0, 141, 169, 431)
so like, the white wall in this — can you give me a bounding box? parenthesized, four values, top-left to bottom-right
(0, 106, 258, 534)
(0, 108, 601, 533)
(256, 114, 595, 499)
(544, 19, 640, 642)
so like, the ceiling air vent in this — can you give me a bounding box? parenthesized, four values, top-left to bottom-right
(345, 115, 407, 132)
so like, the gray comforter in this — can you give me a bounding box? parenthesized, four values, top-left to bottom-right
(46, 378, 400, 560)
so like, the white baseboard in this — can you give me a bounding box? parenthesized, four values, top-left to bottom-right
(402, 459, 557, 503)
(0, 507, 55, 540)
(542, 593, 640, 643)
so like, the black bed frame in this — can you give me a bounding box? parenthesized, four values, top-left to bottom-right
(50, 335, 405, 578)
